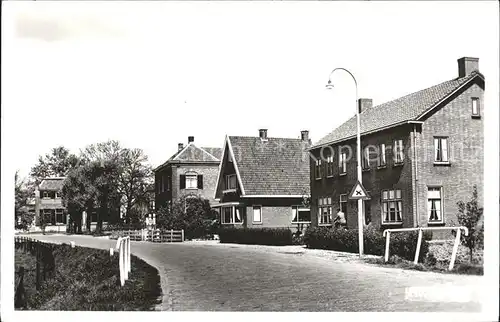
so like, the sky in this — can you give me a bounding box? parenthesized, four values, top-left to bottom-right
(2, 1, 499, 179)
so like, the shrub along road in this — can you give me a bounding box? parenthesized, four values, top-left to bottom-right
(28, 234, 483, 312)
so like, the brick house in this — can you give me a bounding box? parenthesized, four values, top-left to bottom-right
(32, 177, 68, 232)
(154, 136, 222, 210)
(309, 57, 484, 238)
(213, 129, 312, 230)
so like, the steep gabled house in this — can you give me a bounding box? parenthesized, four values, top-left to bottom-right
(154, 136, 222, 210)
(309, 57, 484, 238)
(213, 129, 312, 229)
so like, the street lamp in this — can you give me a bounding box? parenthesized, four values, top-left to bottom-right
(326, 67, 364, 257)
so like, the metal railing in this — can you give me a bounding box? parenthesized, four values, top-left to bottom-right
(383, 226, 469, 270)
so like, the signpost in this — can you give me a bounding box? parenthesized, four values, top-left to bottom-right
(349, 180, 369, 257)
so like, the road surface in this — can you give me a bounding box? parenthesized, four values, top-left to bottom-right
(28, 234, 483, 312)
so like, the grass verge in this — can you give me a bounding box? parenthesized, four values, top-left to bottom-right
(363, 255, 483, 276)
(15, 243, 162, 310)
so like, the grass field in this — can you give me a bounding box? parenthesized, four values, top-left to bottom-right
(15, 243, 162, 310)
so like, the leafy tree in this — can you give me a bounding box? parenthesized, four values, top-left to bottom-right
(156, 195, 219, 240)
(456, 185, 484, 263)
(30, 146, 79, 184)
(117, 148, 153, 223)
(15, 171, 34, 230)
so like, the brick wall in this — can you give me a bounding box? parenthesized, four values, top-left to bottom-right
(415, 78, 484, 238)
(155, 162, 220, 208)
(310, 125, 414, 230)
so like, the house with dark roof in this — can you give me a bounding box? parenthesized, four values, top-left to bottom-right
(154, 136, 222, 209)
(33, 177, 68, 232)
(213, 129, 312, 230)
(309, 57, 484, 238)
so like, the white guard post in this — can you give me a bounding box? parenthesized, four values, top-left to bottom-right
(115, 236, 131, 286)
(382, 226, 469, 270)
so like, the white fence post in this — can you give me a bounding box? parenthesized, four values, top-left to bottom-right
(449, 228, 462, 271)
(170, 229, 173, 242)
(127, 237, 131, 274)
(109, 248, 114, 256)
(117, 237, 125, 286)
(181, 229, 184, 242)
(414, 228, 423, 264)
(384, 231, 391, 262)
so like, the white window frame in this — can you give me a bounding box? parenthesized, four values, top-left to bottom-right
(381, 189, 403, 224)
(292, 206, 311, 224)
(362, 147, 370, 169)
(315, 160, 322, 179)
(377, 144, 386, 167)
(55, 209, 65, 224)
(339, 152, 347, 175)
(252, 206, 262, 224)
(185, 174, 198, 190)
(427, 186, 444, 224)
(339, 194, 347, 214)
(471, 97, 480, 117)
(326, 155, 334, 177)
(394, 140, 404, 164)
(221, 206, 243, 225)
(318, 197, 332, 225)
(434, 137, 449, 163)
(42, 191, 49, 199)
(225, 174, 237, 190)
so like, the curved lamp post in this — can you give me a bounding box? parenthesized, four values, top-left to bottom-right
(326, 67, 364, 257)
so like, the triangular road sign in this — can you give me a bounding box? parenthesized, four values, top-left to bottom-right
(349, 180, 370, 200)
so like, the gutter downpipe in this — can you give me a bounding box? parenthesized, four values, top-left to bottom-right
(413, 124, 419, 228)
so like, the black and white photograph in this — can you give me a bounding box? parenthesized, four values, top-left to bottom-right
(1, 0, 499, 321)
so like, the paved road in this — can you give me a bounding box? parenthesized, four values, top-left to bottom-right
(28, 234, 482, 312)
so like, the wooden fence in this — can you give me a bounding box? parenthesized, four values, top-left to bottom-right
(111, 229, 184, 242)
(14, 237, 56, 309)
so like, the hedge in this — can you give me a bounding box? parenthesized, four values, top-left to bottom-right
(304, 226, 431, 262)
(218, 227, 293, 246)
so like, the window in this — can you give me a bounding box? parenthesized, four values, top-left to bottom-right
(362, 147, 371, 169)
(55, 192, 60, 199)
(434, 137, 449, 163)
(253, 206, 262, 223)
(339, 151, 347, 174)
(226, 174, 237, 190)
(221, 206, 243, 224)
(381, 189, 402, 224)
(318, 197, 332, 225)
(339, 194, 347, 213)
(167, 176, 171, 191)
(292, 206, 311, 223)
(43, 191, 48, 198)
(149, 200, 155, 210)
(364, 199, 371, 225)
(377, 144, 386, 167)
(472, 98, 480, 117)
(55, 209, 66, 224)
(185, 174, 198, 189)
(315, 160, 322, 179)
(326, 155, 334, 177)
(394, 140, 404, 164)
(161, 175, 165, 192)
(427, 187, 443, 223)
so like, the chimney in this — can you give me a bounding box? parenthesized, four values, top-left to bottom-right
(358, 98, 373, 114)
(178, 143, 184, 151)
(259, 129, 268, 140)
(188, 136, 194, 143)
(458, 57, 479, 77)
(300, 130, 309, 141)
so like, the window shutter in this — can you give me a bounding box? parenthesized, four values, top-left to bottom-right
(197, 175, 203, 189)
(180, 175, 186, 189)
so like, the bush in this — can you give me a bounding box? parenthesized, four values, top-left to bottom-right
(303, 226, 430, 261)
(218, 227, 293, 246)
